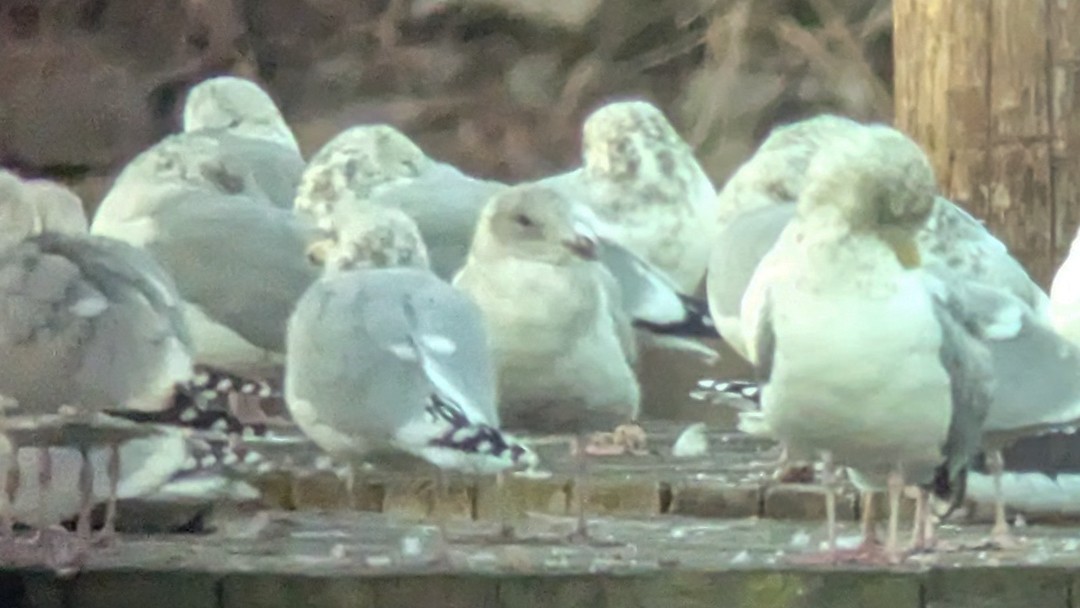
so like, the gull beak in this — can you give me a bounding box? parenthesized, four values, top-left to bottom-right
(306, 239, 333, 266)
(881, 230, 922, 269)
(563, 221, 599, 260)
(563, 234, 598, 260)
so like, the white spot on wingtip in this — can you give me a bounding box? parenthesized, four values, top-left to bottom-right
(69, 294, 109, 317)
(389, 343, 418, 361)
(420, 334, 457, 355)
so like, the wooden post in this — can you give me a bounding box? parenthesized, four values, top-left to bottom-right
(893, 1, 1080, 287)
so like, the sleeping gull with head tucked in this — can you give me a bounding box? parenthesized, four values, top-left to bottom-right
(181, 76, 305, 210)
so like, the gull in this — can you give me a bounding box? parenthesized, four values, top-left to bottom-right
(742, 125, 990, 561)
(707, 114, 1049, 360)
(0, 170, 259, 550)
(91, 130, 320, 374)
(286, 206, 534, 541)
(453, 183, 640, 538)
(181, 76, 305, 209)
(296, 124, 718, 344)
(708, 117, 1077, 548)
(538, 99, 717, 293)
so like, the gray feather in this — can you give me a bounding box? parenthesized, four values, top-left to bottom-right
(359, 164, 506, 280)
(928, 289, 994, 483)
(0, 232, 191, 414)
(286, 268, 497, 440)
(708, 204, 794, 318)
(148, 196, 319, 352)
(201, 130, 306, 209)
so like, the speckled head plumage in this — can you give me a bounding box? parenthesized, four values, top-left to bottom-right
(309, 207, 430, 273)
(799, 125, 938, 267)
(183, 76, 299, 152)
(717, 114, 865, 221)
(296, 125, 430, 221)
(473, 184, 599, 266)
(580, 101, 702, 193)
(140, 134, 260, 196)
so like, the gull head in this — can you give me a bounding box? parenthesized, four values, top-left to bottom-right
(308, 207, 430, 273)
(716, 114, 863, 222)
(800, 125, 938, 268)
(475, 183, 599, 265)
(143, 134, 262, 195)
(581, 100, 696, 186)
(183, 76, 299, 151)
(22, 179, 88, 235)
(297, 125, 430, 220)
(97, 134, 266, 224)
(757, 114, 864, 157)
(0, 170, 40, 250)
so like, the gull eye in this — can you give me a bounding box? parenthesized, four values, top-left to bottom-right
(513, 213, 534, 227)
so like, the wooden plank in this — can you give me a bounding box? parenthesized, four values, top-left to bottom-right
(893, 0, 1080, 286)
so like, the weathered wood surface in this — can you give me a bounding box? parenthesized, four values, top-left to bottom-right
(894, 0, 1080, 286)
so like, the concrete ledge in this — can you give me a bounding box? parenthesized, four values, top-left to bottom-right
(2, 512, 1078, 608)
(4, 566, 1077, 608)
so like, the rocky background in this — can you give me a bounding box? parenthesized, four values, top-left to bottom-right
(0, 0, 892, 211)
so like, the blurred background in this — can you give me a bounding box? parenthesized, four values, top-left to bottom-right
(0, 0, 893, 213)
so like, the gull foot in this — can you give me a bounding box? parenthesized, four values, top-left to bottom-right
(583, 424, 648, 456)
(789, 539, 896, 566)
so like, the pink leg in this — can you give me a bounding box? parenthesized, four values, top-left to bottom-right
(885, 470, 904, 561)
(986, 450, 1020, 549)
(821, 452, 838, 555)
(910, 487, 930, 551)
(570, 435, 589, 541)
(790, 490, 890, 565)
(76, 446, 94, 541)
(98, 442, 120, 543)
(35, 449, 52, 536)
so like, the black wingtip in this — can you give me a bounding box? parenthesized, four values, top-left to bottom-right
(711, 380, 762, 405)
(190, 365, 281, 399)
(633, 294, 721, 339)
(928, 464, 968, 519)
(106, 383, 268, 437)
(426, 396, 529, 464)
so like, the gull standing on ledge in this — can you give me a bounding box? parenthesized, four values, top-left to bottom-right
(705, 116, 1073, 548)
(0, 170, 256, 551)
(454, 183, 640, 538)
(287, 206, 534, 484)
(742, 127, 990, 561)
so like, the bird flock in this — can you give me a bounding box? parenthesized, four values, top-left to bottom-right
(3, 75, 1080, 567)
